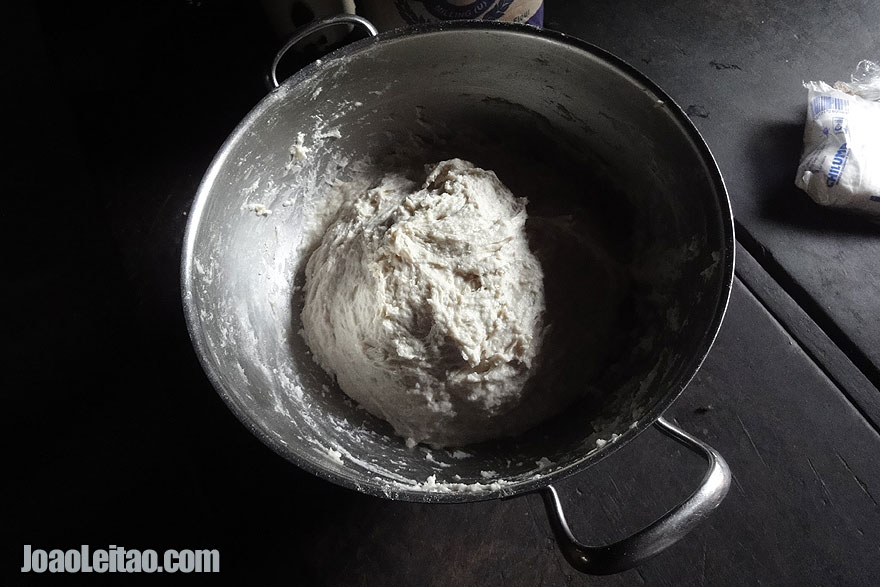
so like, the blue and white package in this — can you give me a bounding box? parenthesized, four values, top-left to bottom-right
(796, 61, 880, 219)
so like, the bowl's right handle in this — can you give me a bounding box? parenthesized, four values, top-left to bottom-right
(540, 417, 731, 575)
(267, 14, 379, 90)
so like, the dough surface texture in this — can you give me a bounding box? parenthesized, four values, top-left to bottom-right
(301, 159, 548, 446)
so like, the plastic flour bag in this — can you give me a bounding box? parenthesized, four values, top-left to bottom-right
(795, 60, 880, 219)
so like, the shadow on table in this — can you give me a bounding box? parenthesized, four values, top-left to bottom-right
(746, 118, 878, 236)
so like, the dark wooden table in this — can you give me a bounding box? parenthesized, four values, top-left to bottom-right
(7, 1, 880, 585)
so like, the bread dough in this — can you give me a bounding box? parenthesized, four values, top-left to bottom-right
(301, 159, 549, 446)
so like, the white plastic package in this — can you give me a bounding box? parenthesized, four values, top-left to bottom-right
(795, 60, 880, 219)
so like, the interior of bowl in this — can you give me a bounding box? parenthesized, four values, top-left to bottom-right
(182, 23, 733, 503)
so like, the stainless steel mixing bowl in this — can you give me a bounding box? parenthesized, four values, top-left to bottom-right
(182, 19, 734, 574)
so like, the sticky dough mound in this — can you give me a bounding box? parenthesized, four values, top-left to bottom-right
(301, 159, 550, 446)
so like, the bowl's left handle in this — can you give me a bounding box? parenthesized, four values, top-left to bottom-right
(267, 14, 379, 90)
(540, 417, 731, 575)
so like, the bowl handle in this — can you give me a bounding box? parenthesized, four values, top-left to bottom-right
(267, 14, 379, 90)
(539, 417, 731, 575)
